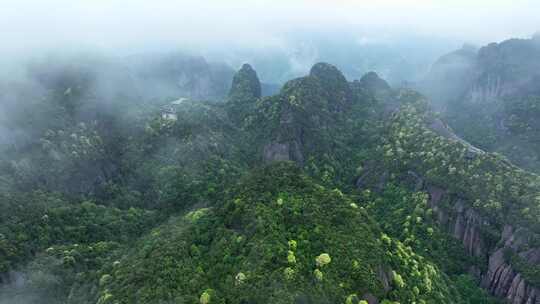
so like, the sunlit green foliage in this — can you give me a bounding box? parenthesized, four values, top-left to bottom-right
(95, 163, 461, 303)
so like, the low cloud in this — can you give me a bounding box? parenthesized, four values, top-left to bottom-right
(1, 0, 538, 57)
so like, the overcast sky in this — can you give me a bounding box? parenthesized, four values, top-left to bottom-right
(1, 0, 539, 56)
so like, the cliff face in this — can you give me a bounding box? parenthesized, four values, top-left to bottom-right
(426, 183, 540, 304)
(366, 172, 540, 304)
(467, 74, 504, 103)
(427, 186, 488, 258)
(422, 37, 540, 106)
(481, 225, 540, 304)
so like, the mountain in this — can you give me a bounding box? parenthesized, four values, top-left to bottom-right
(419, 43, 478, 109)
(124, 52, 235, 101)
(0, 52, 235, 144)
(0, 52, 241, 195)
(100, 163, 460, 304)
(4, 60, 540, 304)
(206, 31, 459, 87)
(419, 35, 540, 173)
(227, 63, 262, 124)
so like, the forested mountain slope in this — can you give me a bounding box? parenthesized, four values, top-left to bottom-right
(2, 60, 539, 303)
(420, 34, 540, 173)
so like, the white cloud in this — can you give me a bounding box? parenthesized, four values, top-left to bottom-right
(0, 0, 538, 55)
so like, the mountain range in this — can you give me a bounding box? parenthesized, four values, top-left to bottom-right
(1, 35, 540, 304)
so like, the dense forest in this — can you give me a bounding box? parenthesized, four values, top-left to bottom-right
(2, 30, 540, 304)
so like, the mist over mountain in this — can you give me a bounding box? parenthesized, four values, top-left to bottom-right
(2, 1, 540, 304)
(201, 31, 460, 86)
(419, 34, 540, 172)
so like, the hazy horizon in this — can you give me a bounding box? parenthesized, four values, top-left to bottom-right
(2, 0, 539, 56)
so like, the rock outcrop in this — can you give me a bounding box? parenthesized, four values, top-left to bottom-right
(262, 63, 356, 165)
(481, 225, 540, 304)
(426, 186, 488, 259)
(227, 63, 262, 123)
(452, 199, 486, 258)
(357, 167, 540, 304)
(309, 62, 353, 112)
(425, 185, 540, 304)
(468, 74, 504, 103)
(228, 63, 262, 100)
(262, 140, 303, 164)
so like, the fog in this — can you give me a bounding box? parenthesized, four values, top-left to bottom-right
(2, 0, 539, 53)
(1, 0, 538, 145)
(0, 0, 536, 81)
(1, 0, 538, 160)
(0, 0, 537, 90)
(1, 2, 540, 303)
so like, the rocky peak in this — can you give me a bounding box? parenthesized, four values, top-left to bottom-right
(262, 64, 354, 164)
(309, 62, 353, 110)
(262, 76, 325, 165)
(309, 62, 346, 82)
(228, 63, 261, 100)
(359, 71, 391, 95)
